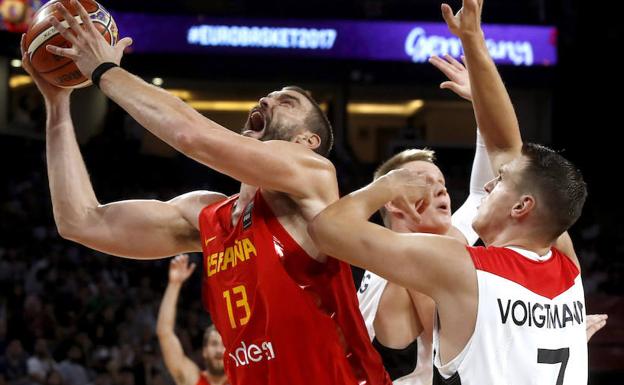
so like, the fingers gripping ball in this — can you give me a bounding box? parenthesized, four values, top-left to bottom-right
(24, 0, 118, 88)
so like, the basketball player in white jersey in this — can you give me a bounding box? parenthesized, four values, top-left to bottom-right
(310, 1, 592, 383)
(357, 142, 486, 384)
(358, 55, 607, 385)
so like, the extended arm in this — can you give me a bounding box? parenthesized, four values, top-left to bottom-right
(22, 35, 224, 259)
(441, 0, 523, 171)
(429, 55, 494, 244)
(309, 170, 475, 300)
(156, 255, 201, 385)
(46, 1, 336, 201)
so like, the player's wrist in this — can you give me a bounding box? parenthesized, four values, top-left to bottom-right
(459, 31, 487, 49)
(374, 173, 402, 202)
(167, 280, 185, 288)
(92, 62, 119, 89)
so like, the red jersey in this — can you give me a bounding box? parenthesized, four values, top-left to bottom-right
(199, 191, 391, 385)
(196, 372, 227, 385)
(196, 373, 210, 385)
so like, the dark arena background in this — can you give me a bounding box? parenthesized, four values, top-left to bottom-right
(1, 0, 622, 384)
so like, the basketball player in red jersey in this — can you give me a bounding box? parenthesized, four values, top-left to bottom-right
(23, 1, 392, 384)
(157, 254, 228, 385)
(310, 0, 592, 384)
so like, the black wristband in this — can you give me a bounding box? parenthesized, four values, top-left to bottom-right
(91, 62, 118, 88)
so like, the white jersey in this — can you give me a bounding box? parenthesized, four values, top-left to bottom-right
(358, 271, 432, 385)
(433, 246, 587, 385)
(357, 210, 479, 384)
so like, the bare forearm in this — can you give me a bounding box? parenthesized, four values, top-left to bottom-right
(310, 178, 393, 259)
(311, 182, 440, 292)
(157, 281, 199, 385)
(323, 178, 394, 228)
(45, 98, 99, 234)
(156, 282, 182, 335)
(99, 68, 224, 156)
(98, 69, 337, 203)
(461, 35, 522, 159)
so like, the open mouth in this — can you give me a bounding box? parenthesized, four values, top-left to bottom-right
(243, 108, 266, 138)
(249, 110, 265, 132)
(436, 203, 449, 212)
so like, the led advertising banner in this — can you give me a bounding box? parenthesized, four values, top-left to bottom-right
(112, 13, 556, 67)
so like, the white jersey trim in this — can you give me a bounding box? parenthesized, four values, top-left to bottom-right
(505, 246, 553, 262)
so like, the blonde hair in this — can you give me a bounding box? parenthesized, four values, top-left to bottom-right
(374, 149, 436, 225)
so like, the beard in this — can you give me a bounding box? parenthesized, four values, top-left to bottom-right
(259, 120, 294, 141)
(241, 108, 296, 142)
(205, 358, 225, 376)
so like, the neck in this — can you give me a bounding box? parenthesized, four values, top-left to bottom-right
(238, 183, 257, 201)
(485, 225, 552, 255)
(232, 183, 258, 225)
(204, 370, 227, 385)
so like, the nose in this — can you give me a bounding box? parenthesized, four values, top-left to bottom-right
(259, 97, 271, 110)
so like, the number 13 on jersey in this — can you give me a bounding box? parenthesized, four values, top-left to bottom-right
(223, 285, 251, 329)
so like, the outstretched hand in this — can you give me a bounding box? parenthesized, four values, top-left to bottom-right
(429, 54, 472, 101)
(586, 314, 608, 342)
(441, 0, 484, 39)
(168, 254, 197, 285)
(45, 0, 132, 79)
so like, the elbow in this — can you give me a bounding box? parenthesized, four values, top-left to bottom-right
(55, 223, 74, 240)
(54, 217, 84, 241)
(52, 207, 96, 242)
(56, 223, 91, 245)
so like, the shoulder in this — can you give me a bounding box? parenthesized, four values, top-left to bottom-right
(554, 232, 580, 269)
(404, 233, 471, 259)
(168, 190, 228, 206)
(169, 191, 229, 231)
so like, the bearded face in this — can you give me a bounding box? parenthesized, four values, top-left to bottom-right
(241, 105, 297, 142)
(241, 89, 313, 143)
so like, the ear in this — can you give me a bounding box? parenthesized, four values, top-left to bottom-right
(510, 195, 535, 219)
(385, 201, 406, 221)
(294, 132, 321, 150)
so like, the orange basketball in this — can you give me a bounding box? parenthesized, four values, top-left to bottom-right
(24, 0, 118, 88)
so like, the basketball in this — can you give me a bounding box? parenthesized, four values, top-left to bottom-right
(24, 0, 118, 89)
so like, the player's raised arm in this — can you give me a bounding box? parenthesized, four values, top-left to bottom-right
(429, 54, 494, 245)
(309, 169, 476, 301)
(44, 0, 336, 203)
(156, 255, 202, 385)
(441, 0, 522, 171)
(21, 35, 224, 259)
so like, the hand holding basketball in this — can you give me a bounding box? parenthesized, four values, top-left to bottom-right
(45, 0, 132, 81)
(24, 0, 123, 88)
(21, 33, 73, 102)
